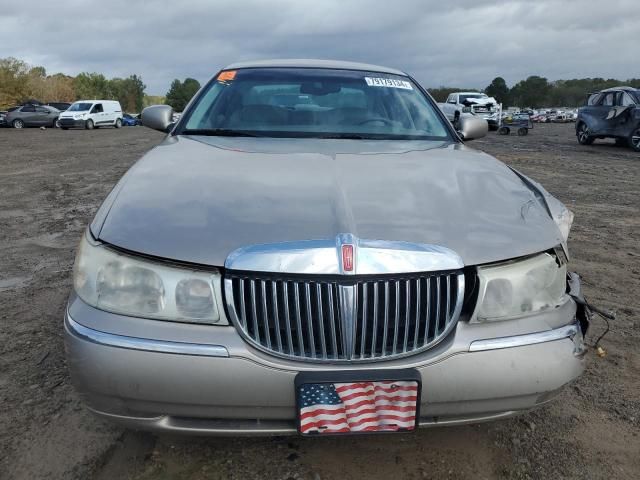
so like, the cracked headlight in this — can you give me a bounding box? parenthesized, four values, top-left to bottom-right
(473, 253, 568, 322)
(73, 233, 222, 324)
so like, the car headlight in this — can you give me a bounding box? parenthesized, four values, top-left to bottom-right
(73, 233, 222, 324)
(473, 253, 568, 322)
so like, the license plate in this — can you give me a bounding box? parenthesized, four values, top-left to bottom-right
(295, 370, 420, 435)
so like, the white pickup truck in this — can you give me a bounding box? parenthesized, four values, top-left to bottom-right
(439, 92, 500, 131)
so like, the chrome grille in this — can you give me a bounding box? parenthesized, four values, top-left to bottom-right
(224, 271, 464, 362)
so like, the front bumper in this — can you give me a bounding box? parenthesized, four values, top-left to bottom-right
(58, 118, 86, 128)
(64, 293, 585, 435)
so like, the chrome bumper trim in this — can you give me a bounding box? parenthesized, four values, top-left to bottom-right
(468, 323, 579, 352)
(88, 409, 522, 435)
(65, 314, 230, 358)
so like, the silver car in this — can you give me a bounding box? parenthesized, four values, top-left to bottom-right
(65, 60, 587, 436)
(5, 104, 60, 128)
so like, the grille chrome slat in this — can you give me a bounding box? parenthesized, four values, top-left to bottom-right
(424, 277, 431, 344)
(327, 285, 339, 357)
(304, 283, 316, 358)
(293, 283, 305, 357)
(282, 282, 294, 354)
(392, 282, 400, 355)
(226, 270, 464, 363)
(403, 279, 410, 353)
(250, 281, 260, 343)
(239, 280, 247, 329)
(414, 279, 421, 349)
(271, 281, 283, 353)
(371, 283, 379, 356)
(315, 283, 327, 360)
(360, 283, 368, 359)
(382, 281, 390, 357)
(435, 276, 441, 335)
(260, 280, 271, 349)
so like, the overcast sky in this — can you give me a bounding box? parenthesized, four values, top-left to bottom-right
(1, 0, 639, 95)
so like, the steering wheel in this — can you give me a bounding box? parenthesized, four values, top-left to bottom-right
(357, 117, 393, 126)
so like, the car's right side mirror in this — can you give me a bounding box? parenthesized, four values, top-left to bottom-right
(142, 105, 175, 133)
(457, 114, 488, 140)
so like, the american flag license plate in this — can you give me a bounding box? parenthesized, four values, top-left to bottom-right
(296, 375, 420, 435)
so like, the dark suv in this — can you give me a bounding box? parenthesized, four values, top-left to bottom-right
(576, 86, 640, 151)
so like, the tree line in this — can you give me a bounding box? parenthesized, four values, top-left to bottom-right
(0, 56, 205, 113)
(429, 76, 640, 108)
(0, 57, 146, 112)
(4, 56, 639, 112)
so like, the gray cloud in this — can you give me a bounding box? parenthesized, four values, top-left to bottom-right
(1, 0, 638, 94)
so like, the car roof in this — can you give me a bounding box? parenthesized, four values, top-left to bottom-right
(73, 99, 120, 103)
(222, 59, 406, 76)
(598, 86, 638, 93)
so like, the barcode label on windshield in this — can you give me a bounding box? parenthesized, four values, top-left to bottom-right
(364, 77, 413, 90)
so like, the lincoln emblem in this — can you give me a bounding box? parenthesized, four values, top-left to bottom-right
(342, 244, 354, 272)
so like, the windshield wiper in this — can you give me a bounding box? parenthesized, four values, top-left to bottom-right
(182, 128, 260, 137)
(319, 133, 367, 140)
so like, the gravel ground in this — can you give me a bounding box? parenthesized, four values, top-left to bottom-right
(0, 123, 638, 480)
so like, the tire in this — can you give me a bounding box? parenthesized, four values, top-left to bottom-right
(85, 119, 94, 130)
(12, 119, 24, 129)
(576, 122, 594, 145)
(629, 127, 640, 152)
(52, 117, 59, 128)
(497, 126, 510, 135)
(114, 118, 122, 128)
(517, 127, 528, 136)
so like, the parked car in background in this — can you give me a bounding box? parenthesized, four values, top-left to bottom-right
(0, 110, 7, 127)
(65, 59, 587, 437)
(531, 114, 549, 123)
(439, 92, 499, 130)
(553, 112, 568, 123)
(5, 104, 60, 128)
(577, 86, 640, 151)
(47, 102, 71, 112)
(122, 113, 141, 126)
(58, 100, 123, 129)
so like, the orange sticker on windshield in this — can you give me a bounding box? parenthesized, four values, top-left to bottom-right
(217, 70, 237, 82)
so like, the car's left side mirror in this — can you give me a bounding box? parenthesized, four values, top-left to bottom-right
(142, 105, 175, 133)
(457, 114, 488, 140)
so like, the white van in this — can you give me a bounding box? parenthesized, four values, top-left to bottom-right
(58, 100, 123, 130)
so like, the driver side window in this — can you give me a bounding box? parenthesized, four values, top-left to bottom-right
(600, 93, 615, 107)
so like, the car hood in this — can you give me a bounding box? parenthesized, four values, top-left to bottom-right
(59, 110, 86, 118)
(92, 136, 563, 267)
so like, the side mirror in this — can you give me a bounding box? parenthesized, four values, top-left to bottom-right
(142, 105, 175, 133)
(457, 114, 488, 140)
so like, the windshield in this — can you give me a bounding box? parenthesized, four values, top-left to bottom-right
(68, 102, 92, 112)
(180, 68, 451, 140)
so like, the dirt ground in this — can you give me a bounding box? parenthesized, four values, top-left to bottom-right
(0, 123, 638, 480)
